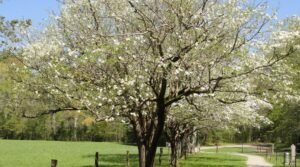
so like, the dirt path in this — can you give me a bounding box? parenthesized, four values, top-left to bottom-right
(233, 153, 273, 167)
(200, 145, 273, 167)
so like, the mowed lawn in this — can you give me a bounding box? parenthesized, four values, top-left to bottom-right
(0, 140, 138, 167)
(180, 153, 246, 167)
(203, 147, 257, 154)
(0, 140, 247, 167)
(203, 146, 300, 167)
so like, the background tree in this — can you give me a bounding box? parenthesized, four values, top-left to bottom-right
(0, 1, 32, 139)
(165, 95, 272, 167)
(253, 16, 300, 145)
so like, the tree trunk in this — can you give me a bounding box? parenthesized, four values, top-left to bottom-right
(248, 127, 253, 143)
(180, 138, 185, 159)
(137, 129, 164, 167)
(147, 113, 166, 167)
(134, 107, 166, 167)
(4, 112, 8, 119)
(170, 141, 177, 167)
(133, 78, 167, 167)
(190, 130, 197, 153)
(177, 141, 181, 158)
(165, 122, 179, 167)
(74, 116, 78, 141)
(51, 112, 57, 140)
(138, 143, 147, 167)
(180, 133, 189, 159)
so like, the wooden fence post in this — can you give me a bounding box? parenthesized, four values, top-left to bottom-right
(126, 150, 130, 167)
(51, 159, 58, 167)
(95, 152, 99, 167)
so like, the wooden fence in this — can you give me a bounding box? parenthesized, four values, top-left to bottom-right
(50, 148, 165, 167)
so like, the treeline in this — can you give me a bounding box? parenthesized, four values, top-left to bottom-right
(213, 102, 300, 147)
(0, 111, 271, 146)
(1, 103, 299, 147)
(0, 109, 264, 145)
(0, 111, 130, 142)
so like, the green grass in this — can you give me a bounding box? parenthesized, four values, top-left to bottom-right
(0, 140, 247, 167)
(180, 153, 247, 167)
(259, 152, 300, 167)
(0, 140, 139, 167)
(203, 147, 256, 154)
(203, 146, 300, 167)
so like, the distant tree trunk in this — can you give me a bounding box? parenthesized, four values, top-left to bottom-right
(51, 112, 57, 140)
(4, 112, 8, 119)
(248, 127, 253, 143)
(170, 140, 178, 167)
(180, 131, 190, 159)
(190, 129, 198, 153)
(202, 133, 208, 145)
(74, 116, 78, 141)
(180, 137, 185, 159)
(165, 121, 180, 167)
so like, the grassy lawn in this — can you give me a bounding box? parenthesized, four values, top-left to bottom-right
(0, 140, 139, 167)
(0, 140, 247, 167)
(203, 147, 256, 154)
(203, 146, 300, 167)
(262, 152, 300, 167)
(180, 153, 247, 167)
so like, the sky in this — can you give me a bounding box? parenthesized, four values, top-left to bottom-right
(0, 0, 299, 28)
(0, 0, 60, 27)
(268, 0, 300, 18)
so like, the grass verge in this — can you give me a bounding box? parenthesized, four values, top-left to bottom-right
(203, 146, 300, 167)
(0, 140, 247, 167)
(179, 153, 247, 167)
(262, 152, 300, 167)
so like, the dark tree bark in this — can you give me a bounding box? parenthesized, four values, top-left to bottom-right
(132, 104, 167, 167)
(165, 127, 178, 167)
(170, 140, 178, 167)
(165, 121, 192, 167)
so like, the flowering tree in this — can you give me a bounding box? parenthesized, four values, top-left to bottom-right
(252, 16, 300, 144)
(13, 0, 299, 166)
(165, 95, 272, 167)
(0, 6, 31, 119)
(256, 16, 300, 104)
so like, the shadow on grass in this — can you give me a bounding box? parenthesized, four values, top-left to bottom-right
(186, 157, 244, 162)
(80, 153, 246, 167)
(179, 164, 244, 167)
(80, 153, 171, 167)
(180, 153, 246, 167)
(81, 154, 139, 167)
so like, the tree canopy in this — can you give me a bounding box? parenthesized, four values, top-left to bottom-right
(4, 0, 300, 167)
